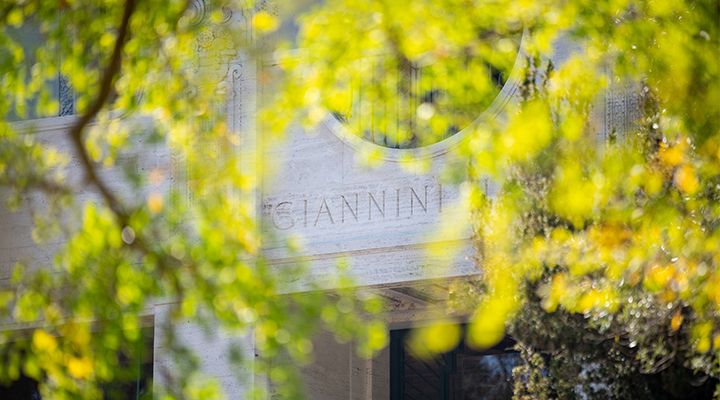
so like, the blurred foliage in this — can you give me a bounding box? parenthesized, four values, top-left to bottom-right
(1, 0, 719, 399)
(0, 0, 385, 399)
(261, 0, 720, 398)
(262, 0, 522, 149)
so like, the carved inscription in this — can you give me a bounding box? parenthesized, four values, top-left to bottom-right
(263, 182, 444, 231)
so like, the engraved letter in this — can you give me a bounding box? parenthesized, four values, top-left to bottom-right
(314, 197, 335, 226)
(272, 201, 295, 230)
(368, 191, 385, 220)
(410, 186, 428, 215)
(303, 199, 308, 227)
(438, 183, 443, 213)
(341, 194, 359, 223)
(396, 188, 401, 218)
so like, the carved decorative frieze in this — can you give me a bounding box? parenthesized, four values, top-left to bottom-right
(604, 81, 645, 141)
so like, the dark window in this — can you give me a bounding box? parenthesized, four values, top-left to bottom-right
(390, 328, 519, 400)
(0, 374, 41, 400)
(101, 326, 154, 400)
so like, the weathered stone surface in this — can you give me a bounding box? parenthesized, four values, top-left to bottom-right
(0, 23, 646, 399)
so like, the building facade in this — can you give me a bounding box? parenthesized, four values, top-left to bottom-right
(0, 2, 645, 399)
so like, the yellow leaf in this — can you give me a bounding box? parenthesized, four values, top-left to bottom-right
(468, 294, 516, 349)
(408, 321, 461, 358)
(147, 193, 164, 214)
(671, 312, 683, 331)
(7, 8, 23, 27)
(549, 162, 596, 227)
(252, 11, 279, 33)
(578, 289, 601, 312)
(644, 264, 674, 292)
(366, 320, 388, 354)
(32, 330, 57, 353)
(659, 143, 684, 166)
(502, 101, 552, 160)
(547, 273, 567, 312)
(694, 322, 713, 353)
(674, 165, 699, 194)
(67, 356, 93, 379)
(644, 171, 664, 195)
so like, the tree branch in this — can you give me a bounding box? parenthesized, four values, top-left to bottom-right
(63, 0, 191, 297)
(67, 0, 137, 221)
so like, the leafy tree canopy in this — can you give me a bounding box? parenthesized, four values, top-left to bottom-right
(1, 1, 384, 398)
(1, 0, 719, 399)
(262, 0, 719, 397)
